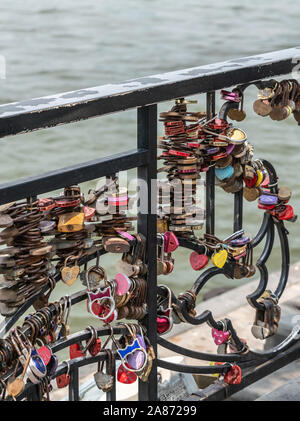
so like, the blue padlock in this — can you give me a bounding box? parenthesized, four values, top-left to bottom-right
(215, 166, 234, 181)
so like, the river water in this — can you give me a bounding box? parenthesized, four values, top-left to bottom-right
(0, 0, 299, 332)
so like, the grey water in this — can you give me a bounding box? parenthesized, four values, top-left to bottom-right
(0, 0, 299, 333)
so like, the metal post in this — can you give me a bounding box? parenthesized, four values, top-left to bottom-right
(234, 189, 243, 231)
(106, 357, 116, 401)
(206, 92, 216, 235)
(68, 366, 79, 401)
(137, 105, 158, 401)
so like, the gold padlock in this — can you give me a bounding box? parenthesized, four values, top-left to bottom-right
(61, 256, 80, 286)
(58, 212, 84, 233)
(157, 218, 168, 234)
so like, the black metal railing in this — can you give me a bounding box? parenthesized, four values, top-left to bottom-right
(0, 46, 300, 401)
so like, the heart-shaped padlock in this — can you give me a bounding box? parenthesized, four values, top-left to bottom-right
(157, 313, 172, 335)
(157, 285, 173, 335)
(224, 364, 242, 385)
(189, 251, 209, 270)
(94, 372, 114, 392)
(115, 273, 132, 295)
(61, 256, 79, 286)
(211, 249, 228, 268)
(211, 328, 230, 345)
(94, 349, 114, 392)
(163, 231, 179, 253)
(215, 166, 234, 181)
(117, 363, 137, 384)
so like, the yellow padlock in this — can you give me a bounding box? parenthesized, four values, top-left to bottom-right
(211, 249, 228, 268)
(58, 212, 84, 233)
(258, 289, 272, 302)
(157, 218, 168, 234)
(255, 170, 264, 187)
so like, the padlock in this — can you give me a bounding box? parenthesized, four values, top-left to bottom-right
(211, 249, 228, 268)
(163, 231, 179, 253)
(117, 363, 137, 384)
(69, 343, 85, 359)
(61, 256, 80, 286)
(224, 364, 242, 385)
(189, 251, 209, 271)
(103, 237, 131, 253)
(276, 204, 296, 221)
(114, 273, 132, 295)
(211, 328, 230, 346)
(37, 346, 52, 366)
(56, 361, 71, 388)
(58, 212, 84, 233)
(157, 285, 173, 335)
(251, 296, 281, 339)
(88, 338, 102, 357)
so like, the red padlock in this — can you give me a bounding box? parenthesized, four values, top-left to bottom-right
(258, 202, 275, 210)
(189, 251, 209, 271)
(244, 174, 258, 188)
(56, 362, 71, 388)
(38, 198, 55, 212)
(101, 305, 118, 324)
(37, 345, 52, 366)
(88, 338, 102, 357)
(117, 363, 137, 384)
(90, 300, 104, 317)
(56, 373, 71, 388)
(69, 343, 85, 359)
(276, 204, 295, 221)
(224, 364, 242, 385)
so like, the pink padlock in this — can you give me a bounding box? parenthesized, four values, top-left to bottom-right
(220, 90, 240, 102)
(115, 273, 132, 295)
(163, 231, 179, 253)
(211, 328, 230, 345)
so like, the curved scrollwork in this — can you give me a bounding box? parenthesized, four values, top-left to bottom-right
(156, 81, 298, 386)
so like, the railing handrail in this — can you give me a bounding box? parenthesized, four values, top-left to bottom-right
(0, 46, 299, 138)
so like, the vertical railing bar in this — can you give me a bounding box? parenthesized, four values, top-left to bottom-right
(137, 104, 158, 401)
(206, 92, 216, 235)
(234, 189, 243, 231)
(28, 384, 41, 401)
(106, 357, 116, 401)
(68, 366, 79, 401)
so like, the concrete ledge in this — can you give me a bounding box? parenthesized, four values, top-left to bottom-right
(256, 376, 300, 401)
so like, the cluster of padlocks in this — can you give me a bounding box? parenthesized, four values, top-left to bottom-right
(0, 79, 298, 399)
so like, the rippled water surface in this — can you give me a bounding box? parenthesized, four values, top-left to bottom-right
(0, 0, 299, 331)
